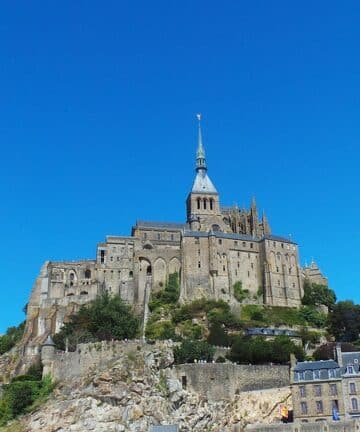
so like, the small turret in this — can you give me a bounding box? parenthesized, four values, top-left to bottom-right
(41, 335, 55, 378)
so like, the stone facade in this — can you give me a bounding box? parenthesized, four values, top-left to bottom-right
(246, 419, 360, 432)
(22, 120, 326, 361)
(291, 347, 360, 422)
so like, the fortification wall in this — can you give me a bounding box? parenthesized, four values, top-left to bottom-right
(246, 419, 360, 432)
(175, 363, 290, 401)
(47, 340, 163, 381)
(43, 340, 290, 402)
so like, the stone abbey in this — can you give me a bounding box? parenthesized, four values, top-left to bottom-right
(24, 119, 325, 351)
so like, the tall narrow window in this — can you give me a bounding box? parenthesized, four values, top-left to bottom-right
(350, 382, 357, 394)
(197, 198, 201, 210)
(203, 198, 207, 209)
(300, 401, 308, 415)
(100, 250, 105, 264)
(316, 400, 323, 413)
(84, 269, 91, 279)
(330, 384, 337, 396)
(210, 199, 213, 210)
(314, 384, 322, 397)
(352, 398, 358, 411)
(299, 386, 306, 397)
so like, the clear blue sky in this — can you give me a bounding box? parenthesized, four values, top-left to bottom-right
(1, 1, 360, 332)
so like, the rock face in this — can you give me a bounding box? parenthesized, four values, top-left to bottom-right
(19, 344, 290, 432)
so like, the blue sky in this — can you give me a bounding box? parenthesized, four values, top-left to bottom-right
(1, 1, 360, 332)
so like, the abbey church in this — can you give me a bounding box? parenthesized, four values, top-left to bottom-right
(24, 119, 325, 352)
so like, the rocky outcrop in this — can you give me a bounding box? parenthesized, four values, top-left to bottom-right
(16, 344, 290, 431)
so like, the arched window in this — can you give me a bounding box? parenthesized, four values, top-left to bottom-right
(85, 269, 91, 279)
(203, 198, 207, 209)
(212, 224, 220, 232)
(146, 265, 152, 276)
(197, 198, 201, 210)
(352, 398, 358, 411)
(69, 272, 75, 281)
(210, 199, 214, 210)
(129, 270, 133, 278)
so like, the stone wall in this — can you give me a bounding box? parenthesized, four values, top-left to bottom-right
(43, 340, 289, 402)
(246, 419, 360, 432)
(46, 340, 168, 381)
(174, 363, 290, 401)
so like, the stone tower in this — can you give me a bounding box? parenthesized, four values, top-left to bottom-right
(186, 115, 228, 233)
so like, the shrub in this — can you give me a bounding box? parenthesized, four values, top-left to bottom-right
(0, 371, 54, 426)
(174, 339, 215, 364)
(148, 273, 180, 311)
(298, 306, 327, 328)
(228, 335, 305, 364)
(233, 281, 250, 303)
(0, 322, 25, 355)
(302, 279, 336, 310)
(177, 320, 204, 340)
(145, 320, 176, 340)
(53, 292, 140, 351)
(207, 322, 229, 346)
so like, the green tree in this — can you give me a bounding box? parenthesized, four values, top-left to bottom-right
(207, 322, 229, 346)
(302, 279, 336, 310)
(174, 339, 215, 364)
(53, 292, 140, 351)
(313, 342, 357, 361)
(327, 300, 360, 342)
(228, 335, 305, 364)
(0, 321, 25, 355)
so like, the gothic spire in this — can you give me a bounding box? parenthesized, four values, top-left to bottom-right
(191, 114, 217, 194)
(196, 113, 207, 171)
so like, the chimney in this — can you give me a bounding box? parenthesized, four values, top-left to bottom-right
(336, 343, 343, 367)
(290, 353, 297, 368)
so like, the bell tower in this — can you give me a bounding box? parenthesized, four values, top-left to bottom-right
(186, 115, 225, 232)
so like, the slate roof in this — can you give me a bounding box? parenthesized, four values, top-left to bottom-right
(245, 327, 299, 337)
(150, 426, 179, 432)
(294, 360, 340, 372)
(135, 221, 186, 230)
(263, 234, 297, 245)
(183, 230, 256, 241)
(342, 352, 360, 366)
(191, 169, 218, 194)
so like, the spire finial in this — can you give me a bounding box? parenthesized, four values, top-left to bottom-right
(195, 113, 206, 171)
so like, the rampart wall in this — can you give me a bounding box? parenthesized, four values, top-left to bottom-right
(43, 340, 291, 401)
(175, 363, 290, 401)
(46, 340, 159, 381)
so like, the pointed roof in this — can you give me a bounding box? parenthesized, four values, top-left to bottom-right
(191, 114, 218, 194)
(191, 169, 218, 194)
(42, 335, 55, 347)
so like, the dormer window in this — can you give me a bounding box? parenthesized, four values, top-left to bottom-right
(329, 369, 336, 378)
(296, 371, 305, 380)
(347, 365, 355, 374)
